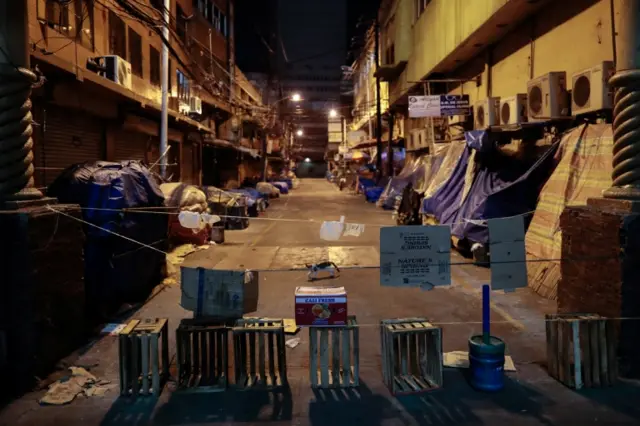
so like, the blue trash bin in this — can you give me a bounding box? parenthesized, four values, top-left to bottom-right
(468, 335, 506, 392)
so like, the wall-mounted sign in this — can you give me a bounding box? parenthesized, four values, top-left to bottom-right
(408, 95, 471, 118)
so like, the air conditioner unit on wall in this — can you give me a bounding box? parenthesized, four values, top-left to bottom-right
(91, 55, 132, 90)
(190, 96, 203, 115)
(417, 128, 428, 149)
(178, 100, 191, 115)
(474, 97, 500, 130)
(527, 71, 569, 121)
(408, 128, 427, 151)
(500, 94, 528, 125)
(571, 61, 615, 116)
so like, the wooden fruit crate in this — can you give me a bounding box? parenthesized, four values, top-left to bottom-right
(119, 318, 169, 397)
(546, 313, 618, 389)
(381, 318, 443, 395)
(176, 319, 232, 392)
(309, 316, 359, 388)
(233, 318, 287, 390)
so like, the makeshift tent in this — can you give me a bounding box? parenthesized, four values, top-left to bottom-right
(377, 152, 446, 210)
(48, 161, 168, 321)
(422, 132, 560, 245)
(422, 141, 468, 198)
(526, 124, 613, 300)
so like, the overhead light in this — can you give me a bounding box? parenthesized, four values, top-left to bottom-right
(304, 158, 311, 163)
(329, 109, 338, 118)
(296, 129, 304, 136)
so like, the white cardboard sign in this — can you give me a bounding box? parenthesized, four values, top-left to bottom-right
(379, 225, 452, 290)
(488, 216, 528, 292)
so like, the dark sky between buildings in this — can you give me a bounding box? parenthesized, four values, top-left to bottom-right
(235, 0, 380, 73)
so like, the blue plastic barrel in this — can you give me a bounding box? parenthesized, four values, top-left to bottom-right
(468, 335, 506, 392)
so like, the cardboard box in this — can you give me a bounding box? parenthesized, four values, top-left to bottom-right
(180, 267, 259, 319)
(295, 286, 347, 326)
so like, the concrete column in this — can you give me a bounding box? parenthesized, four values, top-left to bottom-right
(0, 0, 43, 203)
(605, 0, 640, 199)
(557, 0, 640, 379)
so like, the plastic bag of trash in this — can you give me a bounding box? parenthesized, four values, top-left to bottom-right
(161, 183, 207, 212)
(320, 216, 345, 241)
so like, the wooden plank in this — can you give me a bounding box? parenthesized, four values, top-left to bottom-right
(249, 331, 256, 378)
(434, 327, 443, 386)
(563, 319, 573, 387)
(119, 333, 128, 396)
(200, 330, 207, 381)
(151, 334, 160, 396)
(353, 321, 359, 386)
(193, 330, 200, 377)
(233, 333, 241, 384)
(131, 335, 140, 396)
(380, 322, 388, 387)
(606, 319, 618, 385)
(332, 330, 340, 387)
(320, 330, 329, 386)
(547, 315, 559, 380)
(141, 334, 150, 394)
(268, 331, 276, 383)
(342, 328, 351, 386)
(571, 320, 582, 390)
(277, 329, 287, 385)
(589, 319, 601, 387)
(409, 331, 418, 377)
(580, 317, 592, 388)
(258, 331, 266, 384)
(161, 323, 169, 378)
(598, 320, 609, 387)
(545, 315, 555, 380)
(310, 328, 318, 387)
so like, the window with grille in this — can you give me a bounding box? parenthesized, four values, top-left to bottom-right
(150, 46, 161, 86)
(177, 69, 191, 102)
(414, 0, 431, 22)
(75, 0, 94, 50)
(45, 0, 73, 35)
(108, 11, 126, 58)
(128, 28, 143, 77)
(177, 5, 187, 43)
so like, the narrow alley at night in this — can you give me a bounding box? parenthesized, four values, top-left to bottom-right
(2, 0, 640, 425)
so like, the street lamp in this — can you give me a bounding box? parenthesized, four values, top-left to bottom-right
(291, 93, 302, 102)
(329, 109, 338, 118)
(296, 129, 304, 137)
(304, 158, 311, 163)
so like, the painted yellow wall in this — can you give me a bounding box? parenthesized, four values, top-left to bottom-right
(447, 0, 618, 104)
(408, 0, 511, 83)
(490, 0, 615, 99)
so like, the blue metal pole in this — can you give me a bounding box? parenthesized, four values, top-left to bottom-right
(482, 284, 490, 344)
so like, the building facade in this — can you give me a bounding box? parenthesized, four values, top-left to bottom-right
(28, 0, 263, 188)
(373, 0, 621, 150)
(275, 0, 347, 164)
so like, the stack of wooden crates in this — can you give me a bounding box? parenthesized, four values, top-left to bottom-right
(176, 267, 287, 392)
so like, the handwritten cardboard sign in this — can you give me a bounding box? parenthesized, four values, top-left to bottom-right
(379, 225, 451, 290)
(488, 216, 527, 292)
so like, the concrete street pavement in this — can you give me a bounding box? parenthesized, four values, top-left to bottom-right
(1, 179, 639, 426)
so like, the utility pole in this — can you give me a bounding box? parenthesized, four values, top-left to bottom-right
(0, 0, 42, 203)
(159, 0, 170, 180)
(374, 20, 383, 179)
(387, 112, 394, 177)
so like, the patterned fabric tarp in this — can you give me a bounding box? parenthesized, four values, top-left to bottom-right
(526, 124, 613, 300)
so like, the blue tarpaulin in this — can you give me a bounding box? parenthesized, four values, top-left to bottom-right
(422, 131, 560, 244)
(47, 160, 168, 321)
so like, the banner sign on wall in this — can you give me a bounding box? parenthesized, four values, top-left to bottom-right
(408, 95, 471, 118)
